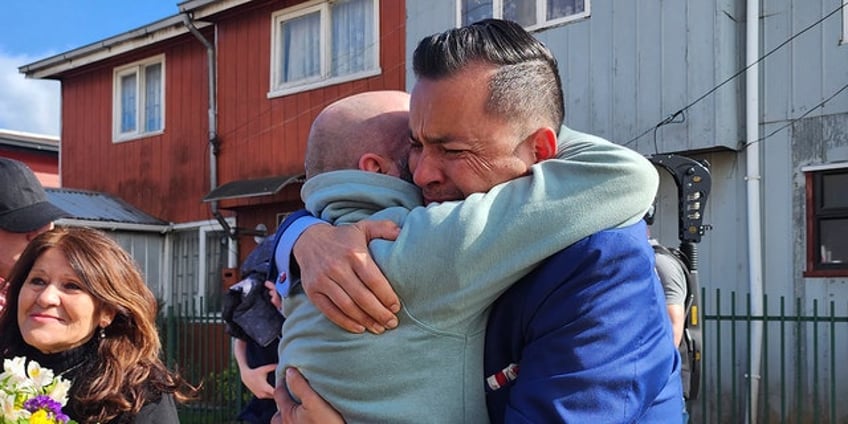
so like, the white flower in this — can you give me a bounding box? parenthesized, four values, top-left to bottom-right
(0, 391, 17, 416)
(0, 357, 75, 423)
(0, 390, 30, 421)
(48, 377, 71, 406)
(1, 356, 28, 386)
(27, 360, 56, 390)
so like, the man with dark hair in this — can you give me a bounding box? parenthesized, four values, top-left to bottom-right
(274, 19, 681, 423)
(0, 157, 69, 312)
(273, 87, 656, 423)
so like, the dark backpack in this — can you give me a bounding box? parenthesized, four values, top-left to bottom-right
(652, 243, 702, 401)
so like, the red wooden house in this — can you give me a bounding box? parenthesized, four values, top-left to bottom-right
(0, 129, 60, 188)
(20, 0, 406, 310)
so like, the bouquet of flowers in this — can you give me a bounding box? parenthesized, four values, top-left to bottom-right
(0, 357, 76, 424)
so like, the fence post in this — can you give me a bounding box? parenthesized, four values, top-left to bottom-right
(166, 304, 176, 368)
(762, 295, 769, 424)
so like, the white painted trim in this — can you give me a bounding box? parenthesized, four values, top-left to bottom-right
(179, 0, 253, 20)
(801, 161, 848, 172)
(55, 218, 171, 233)
(842, 0, 847, 45)
(192, 217, 236, 311)
(171, 217, 234, 231)
(112, 55, 166, 143)
(21, 17, 202, 79)
(267, 68, 382, 98)
(269, 0, 380, 95)
(161, 231, 173, 309)
(455, 0, 590, 30)
(22, 0, 258, 79)
(198, 227, 208, 308)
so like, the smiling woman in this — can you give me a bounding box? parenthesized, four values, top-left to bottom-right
(0, 227, 197, 424)
(17, 247, 114, 354)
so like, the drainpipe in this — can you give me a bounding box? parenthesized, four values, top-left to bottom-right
(745, 0, 764, 422)
(181, 13, 234, 238)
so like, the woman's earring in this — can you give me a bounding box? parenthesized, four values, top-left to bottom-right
(99, 327, 106, 339)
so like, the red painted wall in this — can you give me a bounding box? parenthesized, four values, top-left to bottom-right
(57, 0, 406, 225)
(60, 35, 212, 222)
(0, 149, 59, 187)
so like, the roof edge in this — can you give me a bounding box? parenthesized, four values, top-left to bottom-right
(19, 0, 252, 79)
(0, 129, 59, 151)
(56, 218, 172, 234)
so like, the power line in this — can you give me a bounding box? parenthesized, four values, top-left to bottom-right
(624, 2, 846, 148)
(743, 81, 848, 148)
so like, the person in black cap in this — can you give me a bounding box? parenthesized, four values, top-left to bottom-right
(0, 157, 69, 311)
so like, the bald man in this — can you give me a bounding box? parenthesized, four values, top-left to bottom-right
(301, 91, 411, 182)
(273, 90, 658, 423)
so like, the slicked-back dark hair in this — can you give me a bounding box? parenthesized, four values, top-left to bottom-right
(413, 18, 565, 130)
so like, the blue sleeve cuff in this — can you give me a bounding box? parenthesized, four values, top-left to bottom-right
(274, 215, 326, 297)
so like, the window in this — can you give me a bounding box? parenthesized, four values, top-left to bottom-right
(169, 219, 237, 314)
(458, 0, 589, 31)
(805, 166, 848, 276)
(112, 55, 164, 141)
(270, 0, 380, 96)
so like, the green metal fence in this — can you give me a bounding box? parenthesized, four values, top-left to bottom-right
(159, 299, 249, 424)
(693, 289, 848, 424)
(158, 290, 848, 423)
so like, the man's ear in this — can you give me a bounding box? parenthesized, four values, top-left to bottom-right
(358, 153, 389, 174)
(530, 127, 558, 162)
(25, 223, 54, 241)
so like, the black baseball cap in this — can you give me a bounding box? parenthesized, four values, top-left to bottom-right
(0, 158, 70, 232)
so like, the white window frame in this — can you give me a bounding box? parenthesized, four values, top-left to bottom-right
(456, 0, 590, 32)
(167, 218, 237, 315)
(842, 0, 847, 45)
(112, 55, 165, 142)
(268, 0, 381, 98)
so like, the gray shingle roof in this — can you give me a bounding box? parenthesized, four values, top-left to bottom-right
(46, 188, 168, 226)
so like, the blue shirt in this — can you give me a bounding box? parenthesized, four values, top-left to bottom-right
(484, 221, 683, 423)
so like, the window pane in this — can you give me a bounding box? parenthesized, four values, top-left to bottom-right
(170, 230, 199, 307)
(504, 0, 536, 27)
(331, 0, 374, 76)
(819, 218, 848, 264)
(548, 0, 585, 20)
(821, 172, 848, 209)
(120, 73, 137, 133)
(280, 12, 321, 84)
(144, 63, 162, 132)
(462, 0, 492, 26)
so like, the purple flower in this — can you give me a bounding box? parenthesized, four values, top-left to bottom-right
(24, 394, 71, 423)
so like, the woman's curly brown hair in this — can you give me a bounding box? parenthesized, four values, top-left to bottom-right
(0, 227, 198, 423)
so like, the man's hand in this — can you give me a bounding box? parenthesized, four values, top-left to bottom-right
(272, 368, 344, 424)
(265, 280, 283, 312)
(294, 220, 401, 334)
(240, 363, 277, 399)
(233, 339, 276, 399)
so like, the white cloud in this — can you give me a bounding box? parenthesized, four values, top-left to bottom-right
(0, 51, 60, 136)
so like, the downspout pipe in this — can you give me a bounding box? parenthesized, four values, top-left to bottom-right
(745, 0, 764, 422)
(182, 13, 234, 238)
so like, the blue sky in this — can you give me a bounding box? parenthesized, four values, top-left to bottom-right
(0, 1, 180, 135)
